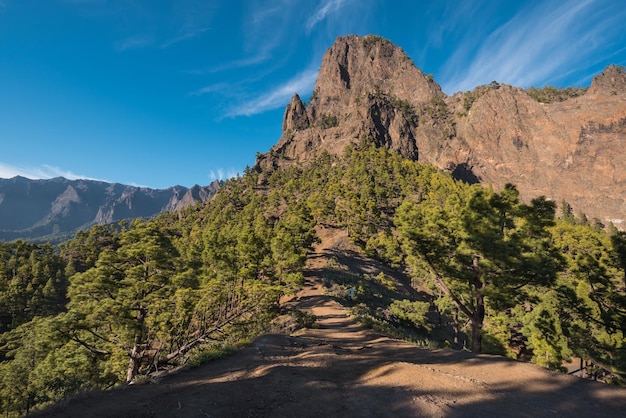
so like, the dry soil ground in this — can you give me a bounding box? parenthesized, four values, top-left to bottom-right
(37, 228, 626, 417)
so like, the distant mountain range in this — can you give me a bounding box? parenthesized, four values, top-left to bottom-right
(0, 176, 219, 243)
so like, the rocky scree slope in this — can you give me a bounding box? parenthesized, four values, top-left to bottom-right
(256, 35, 626, 228)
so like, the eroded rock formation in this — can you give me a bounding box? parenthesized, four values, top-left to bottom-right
(256, 35, 626, 227)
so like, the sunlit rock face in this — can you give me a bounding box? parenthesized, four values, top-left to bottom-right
(256, 36, 626, 228)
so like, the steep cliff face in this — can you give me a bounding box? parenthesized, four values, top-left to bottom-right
(453, 64, 626, 226)
(256, 35, 626, 227)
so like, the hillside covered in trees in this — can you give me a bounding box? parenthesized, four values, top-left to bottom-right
(1, 141, 625, 416)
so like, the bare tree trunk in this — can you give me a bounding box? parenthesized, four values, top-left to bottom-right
(470, 288, 485, 353)
(580, 358, 584, 378)
(126, 344, 141, 383)
(126, 307, 146, 383)
(470, 256, 485, 353)
(452, 309, 459, 347)
(471, 308, 484, 353)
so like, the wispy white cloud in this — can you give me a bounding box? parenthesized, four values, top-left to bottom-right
(242, 1, 297, 67)
(226, 68, 318, 117)
(441, 0, 624, 93)
(116, 26, 210, 52)
(190, 82, 232, 96)
(161, 26, 209, 49)
(306, 0, 347, 33)
(115, 34, 153, 52)
(183, 1, 293, 76)
(187, 50, 274, 75)
(208, 168, 238, 181)
(162, 1, 218, 48)
(106, 2, 217, 52)
(0, 163, 35, 179)
(250, 3, 282, 27)
(0, 163, 102, 182)
(189, 0, 372, 118)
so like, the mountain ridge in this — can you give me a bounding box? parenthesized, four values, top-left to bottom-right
(257, 34, 626, 228)
(0, 176, 219, 242)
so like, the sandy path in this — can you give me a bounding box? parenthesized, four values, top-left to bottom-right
(38, 274, 626, 418)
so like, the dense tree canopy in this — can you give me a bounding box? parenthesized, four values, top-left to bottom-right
(396, 184, 563, 352)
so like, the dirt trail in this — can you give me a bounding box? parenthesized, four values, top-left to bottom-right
(38, 229, 626, 417)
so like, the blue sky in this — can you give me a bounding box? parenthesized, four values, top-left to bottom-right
(1, 0, 625, 189)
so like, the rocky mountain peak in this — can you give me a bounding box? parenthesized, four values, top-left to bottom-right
(312, 35, 442, 115)
(589, 64, 626, 95)
(256, 35, 452, 175)
(256, 36, 626, 228)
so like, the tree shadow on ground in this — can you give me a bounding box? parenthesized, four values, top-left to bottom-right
(35, 331, 626, 418)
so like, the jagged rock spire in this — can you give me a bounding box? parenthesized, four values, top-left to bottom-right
(282, 93, 310, 133)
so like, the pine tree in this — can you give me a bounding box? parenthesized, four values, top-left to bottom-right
(396, 184, 562, 352)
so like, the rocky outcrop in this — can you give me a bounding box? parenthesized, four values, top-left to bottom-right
(312, 35, 441, 115)
(452, 71, 626, 227)
(0, 177, 220, 242)
(257, 35, 457, 173)
(588, 64, 626, 95)
(256, 35, 626, 228)
(282, 94, 310, 132)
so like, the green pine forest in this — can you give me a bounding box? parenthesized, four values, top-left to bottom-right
(1, 140, 625, 415)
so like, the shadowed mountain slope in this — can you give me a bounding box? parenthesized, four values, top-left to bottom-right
(0, 176, 219, 242)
